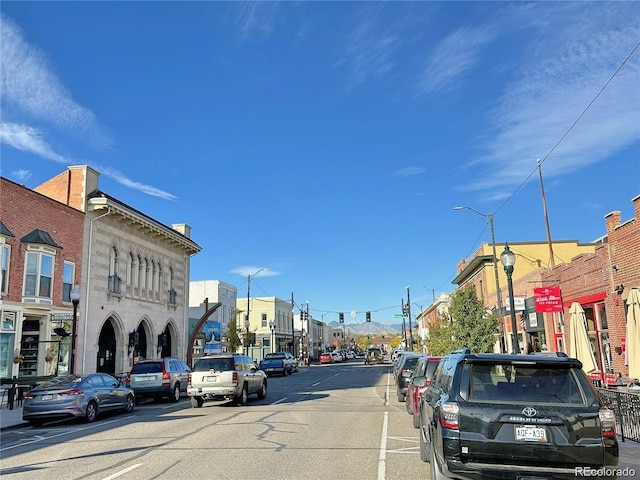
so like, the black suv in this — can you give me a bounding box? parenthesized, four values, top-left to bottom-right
(419, 350, 619, 479)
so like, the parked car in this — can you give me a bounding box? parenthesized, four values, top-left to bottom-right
(331, 351, 343, 362)
(395, 353, 422, 402)
(405, 355, 441, 428)
(419, 350, 619, 480)
(259, 352, 295, 376)
(319, 352, 334, 364)
(22, 373, 135, 426)
(126, 357, 191, 403)
(187, 353, 267, 407)
(392, 351, 411, 378)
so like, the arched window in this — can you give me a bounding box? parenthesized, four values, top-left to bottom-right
(108, 246, 121, 294)
(145, 258, 151, 290)
(127, 252, 134, 285)
(151, 260, 157, 292)
(136, 255, 143, 288)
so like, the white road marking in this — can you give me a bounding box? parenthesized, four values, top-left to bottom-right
(378, 411, 389, 480)
(101, 463, 143, 480)
(271, 397, 288, 405)
(0, 417, 127, 452)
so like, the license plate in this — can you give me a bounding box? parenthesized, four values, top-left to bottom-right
(515, 425, 547, 442)
(41, 394, 52, 401)
(137, 376, 154, 382)
(206, 376, 217, 382)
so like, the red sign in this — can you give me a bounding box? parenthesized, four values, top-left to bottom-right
(534, 286, 563, 313)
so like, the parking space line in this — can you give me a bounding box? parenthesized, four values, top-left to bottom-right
(101, 463, 143, 480)
(378, 411, 388, 480)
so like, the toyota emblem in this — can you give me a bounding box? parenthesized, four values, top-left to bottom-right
(522, 407, 537, 417)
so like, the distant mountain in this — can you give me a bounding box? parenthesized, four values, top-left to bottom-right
(327, 321, 402, 335)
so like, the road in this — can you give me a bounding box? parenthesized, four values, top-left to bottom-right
(0, 361, 430, 480)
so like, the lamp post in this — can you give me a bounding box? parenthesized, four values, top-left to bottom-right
(405, 286, 413, 351)
(269, 321, 276, 353)
(500, 244, 520, 354)
(454, 206, 505, 352)
(69, 284, 81, 374)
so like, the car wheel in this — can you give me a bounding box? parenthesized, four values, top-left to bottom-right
(412, 410, 420, 429)
(419, 423, 429, 463)
(257, 381, 267, 399)
(123, 394, 135, 413)
(430, 442, 448, 479)
(397, 391, 405, 402)
(170, 383, 181, 403)
(191, 396, 204, 408)
(85, 400, 98, 423)
(235, 384, 248, 406)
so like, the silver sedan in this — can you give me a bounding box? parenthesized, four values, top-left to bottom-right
(22, 373, 135, 426)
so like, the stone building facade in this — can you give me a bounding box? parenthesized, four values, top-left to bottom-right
(22, 165, 200, 376)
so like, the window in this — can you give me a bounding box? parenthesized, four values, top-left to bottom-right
(24, 250, 54, 298)
(1, 244, 10, 295)
(62, 261, 74, 301)
(261, 313, 267, 328)
(127, 252, 134, 285)
(151, 260, 157, 292)
(145, 258, 151, 290)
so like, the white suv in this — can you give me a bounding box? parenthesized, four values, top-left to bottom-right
(187, 354, 267, 407)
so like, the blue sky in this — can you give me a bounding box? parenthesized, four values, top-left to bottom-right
(1, 2, 639, 324)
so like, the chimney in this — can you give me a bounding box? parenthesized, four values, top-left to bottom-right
(172, 223, 191, 238)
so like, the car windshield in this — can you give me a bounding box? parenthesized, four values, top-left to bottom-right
(264, 353, 285, 359)
(131, 362, 162, 374)
(468, 364, 584, 404)
(402, 356, 420, 369)
(194, 357, 235, 372)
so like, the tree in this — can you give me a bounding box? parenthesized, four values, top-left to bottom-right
(448, 285, 500, 354)
(425, 312, 458, 356)
(225, 317, 242, 353)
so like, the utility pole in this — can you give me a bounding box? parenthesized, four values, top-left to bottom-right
(406, 286, 413, 352)
(538, 159, 556, 269)
(291, 292, 296, 358)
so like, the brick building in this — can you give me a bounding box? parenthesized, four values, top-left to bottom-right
(0, 177, 84, 380)
(539, 194, 640, 384)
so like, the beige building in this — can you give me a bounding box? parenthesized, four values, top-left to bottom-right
(35, 166, 200, 376)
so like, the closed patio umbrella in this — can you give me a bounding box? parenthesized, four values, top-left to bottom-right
(626, 288, 640, 380)
(568, 302, 597, 374)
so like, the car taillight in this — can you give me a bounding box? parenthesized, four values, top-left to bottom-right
(161, 362, 171, 384)
(187, 373, 192, 385)
(232, 371, 238, 385)
(57, 389, 83, 397)
(599, 408, 616, 437)
(24, 392, 36, 399)
(125, 371, 131, 384)
(439, 403, 459, 430)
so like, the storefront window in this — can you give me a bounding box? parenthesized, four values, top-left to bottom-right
(0, 333, 15, 378)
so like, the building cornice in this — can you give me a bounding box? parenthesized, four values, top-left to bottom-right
(88, 193, 201, 255)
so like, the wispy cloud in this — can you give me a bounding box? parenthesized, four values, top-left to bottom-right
(461, 3, 640, 198)
(230, 266, 282, 278)
(341, 5, 399, 89)
(393, 166, 426, 178)
(0, 15, 110, 147)
(235, 2, 279, 41)
(419, 25, 495, 95)
(0, 14, 177, 201)
(12, 168, 32, 183)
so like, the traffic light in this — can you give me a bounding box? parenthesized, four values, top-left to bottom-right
(402, 304, 409, 316)
(339, 312, 344, 323)
(366, 311, 371, 322)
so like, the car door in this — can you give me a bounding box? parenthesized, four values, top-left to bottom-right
(100, 373, 125, 409)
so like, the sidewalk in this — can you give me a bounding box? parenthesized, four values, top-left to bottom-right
(0, 405, 27, 430)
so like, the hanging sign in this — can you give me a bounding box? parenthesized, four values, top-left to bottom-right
(534, 286, 563, 313)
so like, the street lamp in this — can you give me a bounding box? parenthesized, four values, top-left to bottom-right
(500, 244, 520, 354)
(69, 284, 81, 374)
(454, 206, 505, 352)
(269, 321, 276, 353)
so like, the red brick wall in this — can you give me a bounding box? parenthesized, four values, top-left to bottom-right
(0, 177, 84, 306)
(33, 168, 86, 211)
(539, 195, 640, 377)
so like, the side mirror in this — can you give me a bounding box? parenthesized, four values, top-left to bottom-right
(412, 376, 427, 387)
